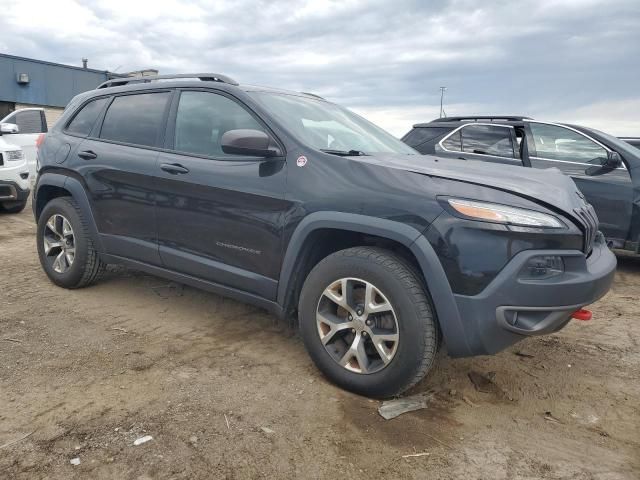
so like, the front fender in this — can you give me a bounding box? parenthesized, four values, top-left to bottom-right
(277, 212, 473, 357)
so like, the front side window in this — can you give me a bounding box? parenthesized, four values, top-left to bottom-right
(11, 110, 45, 134)
(174, 91, 265, 157)
(249, 92, 416, 155)
(66, 97, 109, 136)
(530, 123, 607, 164)
(100, 92, 171, 147)
(460, 125, 514, 158)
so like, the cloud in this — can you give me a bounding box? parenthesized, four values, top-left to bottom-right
(1, 0, 639, 136)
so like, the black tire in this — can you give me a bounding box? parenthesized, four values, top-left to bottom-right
(37, 196, 105, 289)
(299, 247, 438, 398)
(0, 199, 27, 214)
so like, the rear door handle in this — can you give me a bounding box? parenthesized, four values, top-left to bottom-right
(78, 150, 97, 160)
(160, 163, 189, 175)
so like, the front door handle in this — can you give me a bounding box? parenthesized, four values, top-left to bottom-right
(160, 163, 189, 175)
(78, 150, 97, 160)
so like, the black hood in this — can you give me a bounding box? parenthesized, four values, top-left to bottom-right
(354, 153, 591, 223)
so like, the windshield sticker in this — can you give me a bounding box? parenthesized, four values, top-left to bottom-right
(297, 155, 308, 167)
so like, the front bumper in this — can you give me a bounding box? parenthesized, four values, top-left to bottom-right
(451, 233, 616, 356)
(0, 180, 30, 202)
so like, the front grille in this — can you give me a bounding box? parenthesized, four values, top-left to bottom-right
(573, 204, 598, 254)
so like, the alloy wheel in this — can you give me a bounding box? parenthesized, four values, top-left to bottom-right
(43, 214, 76, 274)
(316, 277, 399, 374)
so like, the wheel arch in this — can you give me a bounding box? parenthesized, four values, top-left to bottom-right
(277, 212, 473, 356)
(35, 173, 103, 252)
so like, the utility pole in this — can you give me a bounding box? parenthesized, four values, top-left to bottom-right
(439, 86, 447, 118)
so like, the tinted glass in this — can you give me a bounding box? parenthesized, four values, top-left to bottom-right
(66, 98, 108, 136)
(174, 91, 265, 157)
(461, 125, 514, 158)
(403, 127, 450, 146)
(441, 130, 462, 151)
(530, 123, 607, 164)
(14, 110, 44, 134)
(249, 92, 417, 155)
(100, 92, 170, 147)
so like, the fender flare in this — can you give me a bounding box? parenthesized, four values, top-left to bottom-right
(35, 172, 104, 252)
(277, 212, 473, 357)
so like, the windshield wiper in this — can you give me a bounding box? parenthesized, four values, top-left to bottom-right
(320, 149, 369, 156)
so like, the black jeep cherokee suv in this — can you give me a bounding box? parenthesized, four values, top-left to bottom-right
(33, 75, 616, 397)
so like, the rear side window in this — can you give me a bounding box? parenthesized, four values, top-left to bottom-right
(12, 110, 45, 134)
(461, 125, 514, 158)
(66, 98, 109, 136)
(100, 92, 171, 147)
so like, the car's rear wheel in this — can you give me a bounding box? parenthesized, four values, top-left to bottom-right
(0, 199, 27, 214)
(299, 247, 438, 398)
(37, 197, 105, 289)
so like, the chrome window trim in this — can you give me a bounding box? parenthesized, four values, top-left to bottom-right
(528, 121, 628, 171)
(437, 123, 519, 160)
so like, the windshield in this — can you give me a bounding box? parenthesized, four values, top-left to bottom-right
(249, 92, 417, 155)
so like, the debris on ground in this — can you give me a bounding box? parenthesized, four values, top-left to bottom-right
(133, 435, 153, 446)
(468, 371, 500, 394)
(514, 351, 535, 358)
(70, 457, 81, 466)
(462, 395, 478, 407)
(401, 452, 430, 459)
(2, 338, 23, 343)
(378, 392, 434, 420)
(544, 411, 563, 424)
(260, 427, 275, 434)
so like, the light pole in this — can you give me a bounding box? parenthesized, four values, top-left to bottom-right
(439, 86, 447, 118)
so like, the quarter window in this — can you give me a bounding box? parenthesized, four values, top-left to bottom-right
(173, 91, 265, 157)
(441, 130, 462, 151)
(100, 92, 171, 147)
(460, 125, 514, 158)
(530, 123, 607, 164)
(66, 98, 109, 136)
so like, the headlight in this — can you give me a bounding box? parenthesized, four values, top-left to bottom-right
(448, 199, 563, 228)
(6, 150, 24, 161)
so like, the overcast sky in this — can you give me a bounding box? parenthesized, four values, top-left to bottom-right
(1, 0, 639, 136)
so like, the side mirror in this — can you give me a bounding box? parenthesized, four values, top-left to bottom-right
(605, 151, 622, 168)
(221, 129, 280, 158)
(0, 123, 19, 135)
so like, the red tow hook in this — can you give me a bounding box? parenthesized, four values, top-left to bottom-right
(572, 309, 592, 321)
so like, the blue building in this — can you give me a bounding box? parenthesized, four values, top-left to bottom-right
(0, 54, 152, 126)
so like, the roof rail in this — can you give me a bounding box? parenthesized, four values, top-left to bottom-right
(97, 73, 239, 89)
(300, 91, 325, 100)
(429, 116, 533, 123)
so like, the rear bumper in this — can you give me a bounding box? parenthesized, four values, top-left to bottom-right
(450, 234, 616, 356)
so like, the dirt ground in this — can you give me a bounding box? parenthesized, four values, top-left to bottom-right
(1, 201, 639, 480)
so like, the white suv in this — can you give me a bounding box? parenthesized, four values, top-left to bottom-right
(0, 123, 30, 213)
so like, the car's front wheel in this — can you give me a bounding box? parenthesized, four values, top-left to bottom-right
(37, 197, 105, 289)
(299, 247, 438, 398)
